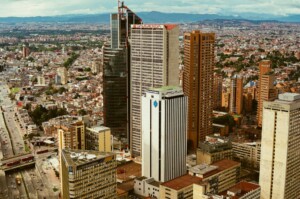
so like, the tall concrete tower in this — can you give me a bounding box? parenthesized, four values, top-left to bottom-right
(130, 24, 180, 157)
(260, 93, 300, 199)
(142, 87, 187, 182)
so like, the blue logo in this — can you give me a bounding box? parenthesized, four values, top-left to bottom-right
(153, 101, 158, 108)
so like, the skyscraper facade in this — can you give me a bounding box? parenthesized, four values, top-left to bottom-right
(213, 73, 223, 110)
(141, 87, 187, 182)
(229, 75, 243, 114)
(103, 2, 142, 141)
(260, 93, 300, 199)
(183, 31, 215, 150)
(256, 60, 277, 127)
(130, 24, 180, 157)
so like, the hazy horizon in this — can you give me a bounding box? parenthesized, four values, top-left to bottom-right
(0, 0, 299, 17)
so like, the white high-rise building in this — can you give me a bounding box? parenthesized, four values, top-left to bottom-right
(141, 86, 187, 182)
(260, 93, 300, 199)
(130, 24, 180, 157)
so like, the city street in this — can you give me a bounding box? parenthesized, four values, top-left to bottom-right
(0, 82, 59, 199)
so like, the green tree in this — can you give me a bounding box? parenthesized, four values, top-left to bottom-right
(213, 114, 235, 131)
(78, 109, 87, 116)
(27, 57, 34, 62)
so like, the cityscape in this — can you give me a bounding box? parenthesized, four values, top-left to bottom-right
(0, 1, 300, 199)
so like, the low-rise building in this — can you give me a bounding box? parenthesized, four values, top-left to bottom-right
(134, 177, 161, 198)
(161, 159, 241, 199)
(86, 126, 111, 152)
(197, 136, 233, 165)
(192, 159, 241, 195)
(56, 117, 85, 151)
(232, 142, 261, 168)
(207, 181, 260, 199)
(160, 175, 202, 199)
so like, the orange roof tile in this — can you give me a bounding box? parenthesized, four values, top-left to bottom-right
(212, 159, 240, 171)
(161, 174, 202, 191)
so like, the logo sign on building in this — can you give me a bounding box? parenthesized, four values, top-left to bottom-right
(153, 100, 158, 108)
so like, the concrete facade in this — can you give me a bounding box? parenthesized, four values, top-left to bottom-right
(141, 87, 187, 182)
(232, 142, 261, 168)
(60, 149, 117, 199)
(260, 93, 300, 199)
(130, 24, 180, 157)
(86, 126, 111, 152)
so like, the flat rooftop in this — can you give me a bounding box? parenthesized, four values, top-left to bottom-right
(217, 181, 260, 199)
(148, 86, 183, 95)
(161, 174, 202, 191)
(117, 161, 141, 182)
(131, 24, 177, 30)
(278, 92, 300, 102)
(212, 159, 240, 172)
(87, 125, 110, 132)
(62, 149, 115, 168)
(189, 164, 219, 175)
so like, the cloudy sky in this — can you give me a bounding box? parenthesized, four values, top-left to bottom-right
(0, 0, 299, 17)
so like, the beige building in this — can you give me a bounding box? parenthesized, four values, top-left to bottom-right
(37, 76, 46, 85)
(86, 126, 111, 152)
(60, 149, 117, 199)
(161, 159, 240, 199)
(57, 119, 85, 151)
(134, 177, 161, 198)
(260, 93, 300, 199)
(91, 59, 102, 74)
(197, 136, 232, 165)
(57, 67, 68, 85)
(160, 175, 202, 199)
(222, 91, 230, 110)
(232, 142, 261, 168)
(130, 24, 180, 157)
(194, 181, 260, 199)
(194, 159, 240, 194)
(256, 60, 277, 127)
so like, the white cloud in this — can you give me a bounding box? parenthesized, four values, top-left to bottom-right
(0, 0, 299, 17)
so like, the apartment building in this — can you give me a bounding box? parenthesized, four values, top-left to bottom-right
(60, 149, 117, 199)
(197, 136, 232, 165)
(183, 30, 215, 150)
(232, 142, 261, 168)
(86, 126, 111, 152)
(256, 60, 277, 127)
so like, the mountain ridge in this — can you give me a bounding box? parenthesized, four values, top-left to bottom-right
(0, 12, 299, 23)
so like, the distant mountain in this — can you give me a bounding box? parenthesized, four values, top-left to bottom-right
(275, 15, 300, 23)
(137, 11, 241, 23)
(0, 14, 110, 23)
(0, 12, 299, 24)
